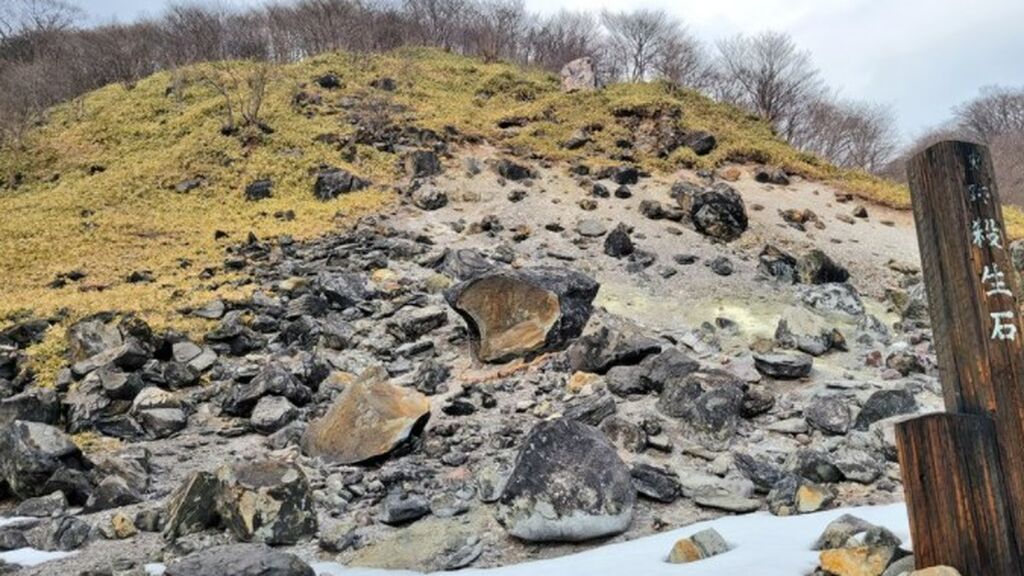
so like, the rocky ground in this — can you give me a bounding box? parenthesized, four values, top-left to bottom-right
(0, 142, 959, 576)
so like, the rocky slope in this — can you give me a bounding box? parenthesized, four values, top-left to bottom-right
(0, 125, 961, 575)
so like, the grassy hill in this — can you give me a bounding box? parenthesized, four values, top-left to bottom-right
(0, 47, 1009, 383)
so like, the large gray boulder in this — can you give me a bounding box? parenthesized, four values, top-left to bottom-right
(496, 418, 635, 542)
(216, 460, 318, 545)
(0, 421, 89, 500)
(445, 267, 599, 363)
(165, 544, 315, 576)
(657, 370, 746, 450)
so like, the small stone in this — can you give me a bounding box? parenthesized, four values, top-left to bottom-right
(379, 492, 431, 525)
(111, 511, 137, 539)
(753, 352, 813, 379)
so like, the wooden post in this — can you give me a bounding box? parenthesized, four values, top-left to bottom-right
(898, 140, 1024, 572)
(897, 413, 1021, 573)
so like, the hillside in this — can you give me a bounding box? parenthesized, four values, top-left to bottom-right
(0, 47, 983, 575)
(0, 47, 942, 382)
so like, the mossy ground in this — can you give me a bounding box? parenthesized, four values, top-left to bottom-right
(2, 47, 1017, 384)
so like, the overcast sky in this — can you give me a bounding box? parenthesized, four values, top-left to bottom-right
(78, 0, 1024, 142)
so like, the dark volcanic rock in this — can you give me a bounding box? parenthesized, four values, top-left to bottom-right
(687, 183, 748, 241)
(753, 352, 813, 379)
(758, 245, 798, 283)
(494, 159, 537, 181)
(164, 544, 315, 576)
(797, 250, 850, 285)
(314, 167, 371, 201)
(567, 326, 662, 374)
(630, 464, 681, 503)
(445, 267, 599, 363)
(244, 179, 273, 201)
(0, 420, 89, 500)
(657, 370, 746, 449)
(854, 389, 917, 431)
(222, 362, 311, 417)
(496, 418, 635, 542)
(684, 131, 717, 156)
(604, 224, 635, 258)
(433, 248, 497, 281)
(217, 460, 318, 545)
(804, 395, 852, 435)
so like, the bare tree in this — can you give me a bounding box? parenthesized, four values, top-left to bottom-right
(525, 10, 597, 71)
(954, 85, 1024, 142)
(790, 97, 897, 171)
(404, 0, 466, 51)
(715, 31, 824, 139)
(653, 26, 712, 90)
(600, 9, 676, 82)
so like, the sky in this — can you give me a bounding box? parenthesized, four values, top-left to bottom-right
(76, 0, 1024, 143)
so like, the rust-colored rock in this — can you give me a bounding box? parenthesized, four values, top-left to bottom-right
(445, 267, 599, 363)
(819, 547, 894, 576)
(301, 367, 430, 464)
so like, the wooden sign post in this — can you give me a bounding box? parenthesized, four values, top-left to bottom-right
(898, 140, 1024, 573)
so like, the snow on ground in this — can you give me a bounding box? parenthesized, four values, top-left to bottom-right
(311, 503, 911, 576)
(53, 503, 912, 575)
(0, 548, 76, 568)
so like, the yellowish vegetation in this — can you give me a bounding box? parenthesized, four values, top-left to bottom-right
(2, 47, 1020, 384)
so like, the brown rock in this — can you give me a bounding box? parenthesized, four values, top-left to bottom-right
(302, 367, 430, 464)
(444, 267, 599, 363)
(668, 538, 703, 563)
(909, 568, 961, 576)
(819, 547, 894, 576)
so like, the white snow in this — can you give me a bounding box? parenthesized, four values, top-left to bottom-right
(0, 548, 76, 567)
(312, 503, 911, 576)
(4, 503, 911, 575)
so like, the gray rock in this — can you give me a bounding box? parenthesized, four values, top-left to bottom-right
(567, 326, 662, 374)
(753, 352, 813, 379)
(496, 418, 635, 542)
(84, 474, 141, 512)
(560, 57, 597, 92)
(13, 491, 67, 517)
(412, 186, 448, 210)
(564, 393, 617, 426)
(814, 513, 875, 550)
(0, 420, 88, 500)
(314, 167, 370, 201)
(657, 370, 745, 449)
(0, 388, 60, 427)
(604, 223, 634, 258)
(804, 395, 851, 435)
(854, 389, 917, 431)
(163, 471, 221, 540)
(222, 362, 311, 417)
(797, 250, 850, 285)
(216, 460, 318, 545)
(164, 544, 315, 576)
(432, 248, 496, 281)
(575, 219, 608, 238)
(798, 282, 866, 317)
(687, 183, 748, 242)
(630, 464, 681, 503)
(379, 492, 431, 525)
(250, 395, 298, 434)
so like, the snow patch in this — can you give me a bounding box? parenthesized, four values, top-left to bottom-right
(0, 548, 76, 567)
(312, 503, 910, 576)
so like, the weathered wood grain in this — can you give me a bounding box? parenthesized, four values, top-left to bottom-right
(903, 140, 1024, 568)
(896, 413, 1022, 573)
